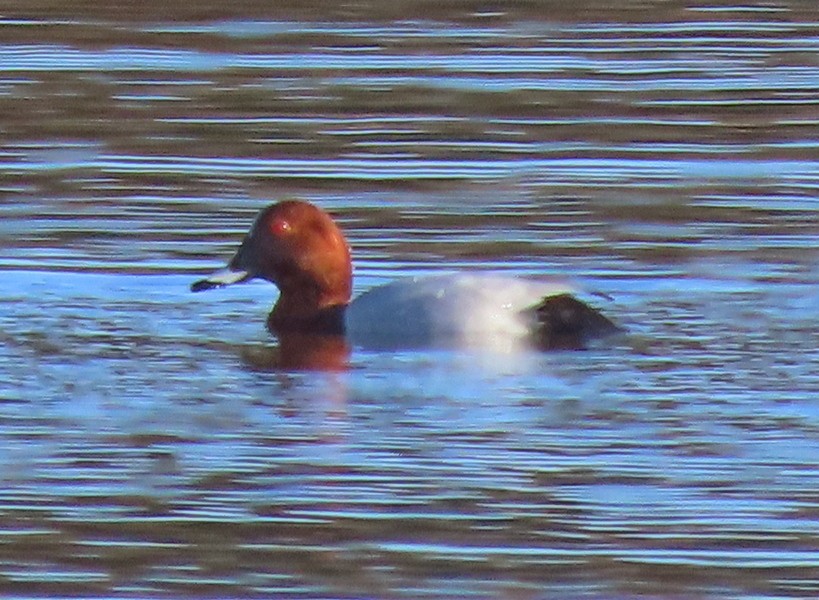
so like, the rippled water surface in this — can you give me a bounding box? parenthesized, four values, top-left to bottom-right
(1, 1, 818, 598)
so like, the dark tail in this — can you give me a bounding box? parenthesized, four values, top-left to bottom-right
(530, 294, 622, 350)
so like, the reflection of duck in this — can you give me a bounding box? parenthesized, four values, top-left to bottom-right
(192, 200, 620, 353)
(237, 333, 349, 372)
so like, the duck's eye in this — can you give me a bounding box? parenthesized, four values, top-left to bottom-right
(270, 217, 292, 236)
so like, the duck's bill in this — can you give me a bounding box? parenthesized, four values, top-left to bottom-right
(191, 266, 253, 292)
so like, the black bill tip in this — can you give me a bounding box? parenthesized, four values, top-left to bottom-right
(191, 279, 222, 293)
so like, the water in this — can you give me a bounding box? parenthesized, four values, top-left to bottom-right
(1, 1, 818, 598)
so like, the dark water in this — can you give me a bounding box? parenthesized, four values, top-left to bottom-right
(1, 1, 818, 598)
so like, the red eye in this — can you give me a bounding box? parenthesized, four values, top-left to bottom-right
(270, 217, 291, 236)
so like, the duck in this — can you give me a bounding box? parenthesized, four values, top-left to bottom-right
(191, 200, 620, 351)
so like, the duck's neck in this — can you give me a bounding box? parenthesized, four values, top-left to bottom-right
(267, 290, 348, 335)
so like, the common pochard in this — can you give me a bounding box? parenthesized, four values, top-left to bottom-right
(192, 200, 620, 351)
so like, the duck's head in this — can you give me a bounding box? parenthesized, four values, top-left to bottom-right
(192, 200, 352, 331)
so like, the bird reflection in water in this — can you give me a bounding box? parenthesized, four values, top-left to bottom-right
(239, 332, 350, 372)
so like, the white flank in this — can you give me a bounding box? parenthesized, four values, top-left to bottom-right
(346, 273, 577, 352)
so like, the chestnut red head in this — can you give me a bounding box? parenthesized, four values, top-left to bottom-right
(192, 201, 353, 329)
